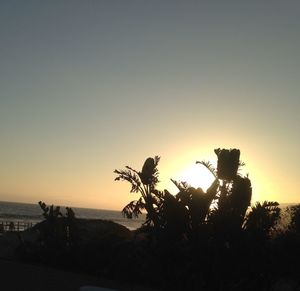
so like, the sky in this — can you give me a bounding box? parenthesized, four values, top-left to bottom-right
(0, 1, 299, 210)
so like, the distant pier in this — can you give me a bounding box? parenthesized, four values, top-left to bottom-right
(0, 221, 34, 233)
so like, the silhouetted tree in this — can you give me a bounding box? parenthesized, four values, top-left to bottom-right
(206, 149, 252, 238)
(114, 156, 162, 229)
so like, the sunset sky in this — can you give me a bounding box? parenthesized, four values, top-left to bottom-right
(1, 1, 299, 210)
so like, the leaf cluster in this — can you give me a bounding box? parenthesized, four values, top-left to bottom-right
(115, 149, 284, 242)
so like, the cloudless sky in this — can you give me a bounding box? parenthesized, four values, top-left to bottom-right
(0, 1, 299, 209)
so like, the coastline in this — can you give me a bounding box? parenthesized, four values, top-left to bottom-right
(0, 201, 145, 231)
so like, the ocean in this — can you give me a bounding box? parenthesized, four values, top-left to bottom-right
(0, 201, 145, 231)
(0, 201, 297, 232)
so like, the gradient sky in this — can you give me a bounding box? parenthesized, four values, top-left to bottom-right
(1, 1, 299, 210)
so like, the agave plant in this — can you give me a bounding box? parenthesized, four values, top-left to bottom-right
(114, 156, 162, 228)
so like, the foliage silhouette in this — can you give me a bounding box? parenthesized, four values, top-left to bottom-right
(113, 148, 289, 290)
(286, 204, 300, 233)
(14, 148, 300, 290)
(243, 201, 281, 238)
(39, 201, 62, 220)
(37, 201, 77, 251)
(169, 148, 252, 241)
(168, 178, 219, 238)
(115, 148, 255, 242)
(114, 156, 162, 229)
(214, 148, 241, 180)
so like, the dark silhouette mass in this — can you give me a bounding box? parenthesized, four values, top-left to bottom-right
(6, 148, 300, 290)
(113, 148, 300, 290)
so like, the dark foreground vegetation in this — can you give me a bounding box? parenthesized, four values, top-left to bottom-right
(15, 149, 300, 290)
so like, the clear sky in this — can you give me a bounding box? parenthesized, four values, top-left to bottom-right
(0, 1, 299, 210)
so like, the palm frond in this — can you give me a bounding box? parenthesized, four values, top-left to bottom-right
(196, 160, 218, 178)
(150, 156, 160, 186)
(152, 189, 165, 201)
(261, 201, 279, 210)
(122, 198, 145, 219)
(114, 169, 142, 193)
(243, 200, 281, 234)
(153, 155, 160, 166)
(171, 179, 190, 191)
(125, 166, 140, 175)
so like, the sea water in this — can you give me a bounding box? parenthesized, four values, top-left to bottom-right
(0, 201, 297, 232)
(0, 201, 145, 231)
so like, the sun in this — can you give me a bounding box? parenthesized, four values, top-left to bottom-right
(174, 163, 215, 191)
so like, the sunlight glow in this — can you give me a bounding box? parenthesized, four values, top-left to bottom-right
(174, 163, 215, 191)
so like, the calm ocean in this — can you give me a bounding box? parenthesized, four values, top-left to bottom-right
(0, 201, 145, 230)
(0, 201, 297, 232)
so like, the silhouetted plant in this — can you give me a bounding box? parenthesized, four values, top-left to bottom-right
(66, 207, 75, 220)
(115, 146, 290, 271)
(22, 148, 298, 290)
(243, 201, 281, 238)
(38, 201, 77, 249)
(158, 189, 190, 238)
(114, 156, 162, 229)
(195, 160, 218, 179)
(214, 148, 241, 181)
(211, 176, 252, 235)
(154, 149, 249, 240)
(115, 149, 255, 241)
(287, 204, 300, 233)
(121, 198, 145, 219)
(39, 201, 62, 220)
(191, 148, 252, 240)
(171, 178, 219, 235)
